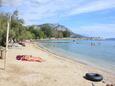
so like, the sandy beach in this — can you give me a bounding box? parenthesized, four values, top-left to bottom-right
(0, 43, 115, 86)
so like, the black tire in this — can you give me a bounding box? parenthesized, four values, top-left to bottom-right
(85, 73, 103, 82)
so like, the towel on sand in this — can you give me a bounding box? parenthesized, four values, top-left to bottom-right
(16, 55, 45, 62)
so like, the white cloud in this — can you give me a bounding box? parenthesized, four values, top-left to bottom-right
(18, 0, 82, 24)
(2, 0, 23, 6)
(75, 24, 115, 38)
(69, 0, 115, 15)
(1, 0, 115, 25)
(1, 0, 115, 38)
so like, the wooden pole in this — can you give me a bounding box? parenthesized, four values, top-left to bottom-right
(4, 15, 11, 70)
(6, 19, 10, 51)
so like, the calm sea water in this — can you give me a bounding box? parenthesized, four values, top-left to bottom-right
(38, 40, 115, 74)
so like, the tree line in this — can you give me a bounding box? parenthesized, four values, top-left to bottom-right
(0, 10, 70, 47)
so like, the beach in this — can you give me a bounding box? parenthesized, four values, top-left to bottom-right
(0, 43, 115, 86)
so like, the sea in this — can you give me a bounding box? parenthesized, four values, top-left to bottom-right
(38, 39, 115, 74)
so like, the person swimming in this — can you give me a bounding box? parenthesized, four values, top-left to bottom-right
(91, 42, 96, 46)
(73, 40, 75, 42)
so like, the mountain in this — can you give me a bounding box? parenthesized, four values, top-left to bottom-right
(32, 23, 85, 38)
(37, 23, 70, 31)
(70, 32, 86, 38)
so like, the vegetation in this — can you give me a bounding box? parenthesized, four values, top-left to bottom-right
(0, 11, 71, 46)
(0, 13, 9, 46)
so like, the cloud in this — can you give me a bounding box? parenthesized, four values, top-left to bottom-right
(1, 0, 115, 25)
(75, 24, 115, 38)
(69, 0, 115, 15)
(1, 0, 23, 6)
(18, 0, 81, 24)
(1, 0, 115, 38)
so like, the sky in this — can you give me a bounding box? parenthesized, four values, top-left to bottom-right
(0, 0, 115, 38)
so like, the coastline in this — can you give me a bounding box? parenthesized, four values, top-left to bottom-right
(33, 42, 115, 83)
(0, 42, 115, 86)
(35, 42, 95, 66)
(36, 42, 115, 75)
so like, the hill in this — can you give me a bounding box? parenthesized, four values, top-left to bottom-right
(30, 23, 85, 38)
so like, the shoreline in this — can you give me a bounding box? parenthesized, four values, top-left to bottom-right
(34, 42, 89, 65)
(0, 42, 115, 86)
(33, 42, 115, 82)
(35, 42, 94, 66)
(35, 42, 115, 75)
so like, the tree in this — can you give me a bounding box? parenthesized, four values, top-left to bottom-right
(38, 30, 46, 39)
(18, 31, 34, 40)
(0, 12, 9, 46)
(63, 30, 70, 37)
(0, 11, 72, 47)
(40, 24, 52, 38)
(58, 31, 63, 38)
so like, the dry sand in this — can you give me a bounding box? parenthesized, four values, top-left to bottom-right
(0, 43, 115, 86)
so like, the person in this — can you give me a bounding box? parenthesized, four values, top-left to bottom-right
(73, 40, 75, 42)
(91, 42, 95, 46)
